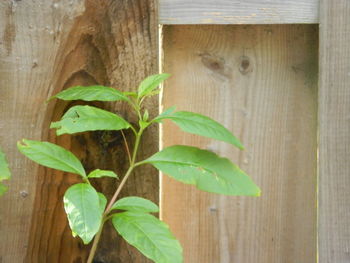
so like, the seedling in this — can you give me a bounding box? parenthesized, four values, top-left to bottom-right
(18, 74, 260, 263)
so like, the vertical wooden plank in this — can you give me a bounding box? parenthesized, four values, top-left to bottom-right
(318, 1, 350, 262)
(0, 0, 158, 262)
(0, 1, 85, 262)
(162, 25, 318, 263)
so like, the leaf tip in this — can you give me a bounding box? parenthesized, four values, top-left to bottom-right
(162, 72, 171, 79)
(234, 140, 244, 150)
(17, 139, 27, 149)
(255, 188, 262, 197)
(50, 122, 65, 136)
(82, 238, 92, 245)
(49, 121, 58, 129)
(46, 95, 56, 103)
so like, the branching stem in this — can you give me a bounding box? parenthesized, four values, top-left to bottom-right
(87, 125, 144, 263)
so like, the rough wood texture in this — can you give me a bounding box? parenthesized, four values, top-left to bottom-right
(162, 25, 318, 263)
(159, 0, 319, 24)
(318, 1, 350, 262)
(0, 0, 158, 262)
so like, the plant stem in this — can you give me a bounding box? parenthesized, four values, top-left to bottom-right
(105, 128, 143, 213)
(104, 165, 134, 213)
(131, 129, 142, 165)
(86, 220, 104, 263)
(121, 130, 132, 165)
(86, 127, 144, 262)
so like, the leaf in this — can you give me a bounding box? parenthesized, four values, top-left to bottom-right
(72, 231, 78, 238)
(138, 73, 170, 98)
(124, 91, 138, 98)
(139, 120, 150, 130)
(0, 184, 7, 196)
(17, 139, 86, 178)
(63, 183, 102, 244)
(98, 192, 107, 214)
(143, 110, 149, 121)
(0, 147, 11, 181)
(50, 105, 131, 135)
(156, 106, 176, 120)
(51, 85, 130, 102)
(154, 111, 244, 149)
(143, 145, 260, 196)
(0, 147, 10, 196)
(88, 169, 118, 179)
(111, 197, 159, 213)
(112, 212, 183, 263)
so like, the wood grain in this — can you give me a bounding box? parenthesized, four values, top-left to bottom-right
(0, 0, 158, 262)
(318, 1, 350, 262)
(159, 0, 319, 24)
(0, 1, 84, 262)
(162, 25, 318, 263)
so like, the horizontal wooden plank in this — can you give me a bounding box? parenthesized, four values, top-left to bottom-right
(159, 0, 319, 24)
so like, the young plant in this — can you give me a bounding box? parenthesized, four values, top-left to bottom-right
(17, 74, 260, 263)
(0, 146, 11, 196)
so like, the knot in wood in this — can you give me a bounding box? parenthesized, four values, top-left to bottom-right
(199, 52, 231, 79)
(239, 56, 252, 75)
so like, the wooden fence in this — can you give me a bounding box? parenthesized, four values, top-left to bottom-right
(0, 0, 349, 262)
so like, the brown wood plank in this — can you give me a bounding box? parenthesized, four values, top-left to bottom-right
(0, 0, 158, 262)
(318, 1, 350, 262)
(162, 25, 318, 263)
(159, 0, 319, 24)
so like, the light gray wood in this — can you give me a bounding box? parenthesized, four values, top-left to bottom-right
(0, 1, 83, 261)
(159, 0, 319, 24)
(318, 1, 350, 262)
(0, 0, 158, 262)
(162, 25, 318, 263)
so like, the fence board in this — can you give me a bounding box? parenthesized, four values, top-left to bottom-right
(0, 0, 158, 262)
(0, 1, 81, 261)
(159, 0, 319, 24)
(162, 25, 318, 263)
(318, 1, 350, 262)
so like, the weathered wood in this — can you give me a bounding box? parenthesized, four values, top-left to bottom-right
(318, 1, 350, 262)
(159, 0, 319, 24)
(162, 25, 318, 263)
(0, 1, 84, 262)
(0, 0, 158, 262)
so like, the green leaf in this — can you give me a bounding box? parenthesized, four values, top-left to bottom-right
(0, 147, 11, 181)
(138, 73, 170, 98)
(143, 145, 260, 196)
(111, 197, 159, 213)
(88, 169, 118, 179)
(154, 111, 244, 149)
(51, 85, 130, 102)
(156, 106, 176, 120)
(0, 183, 7, 196)
(98, 192, 107, 214)
(143, 110, 149, 121)
(139, 120, 150, 131)
(17, 139, 86, 178)
(50, 105, 131, 135)
(63, 183, 102, 244)
(0, 147, 10, 196)
(112, 212, 182, 263)
(124, 91, 138, 98)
